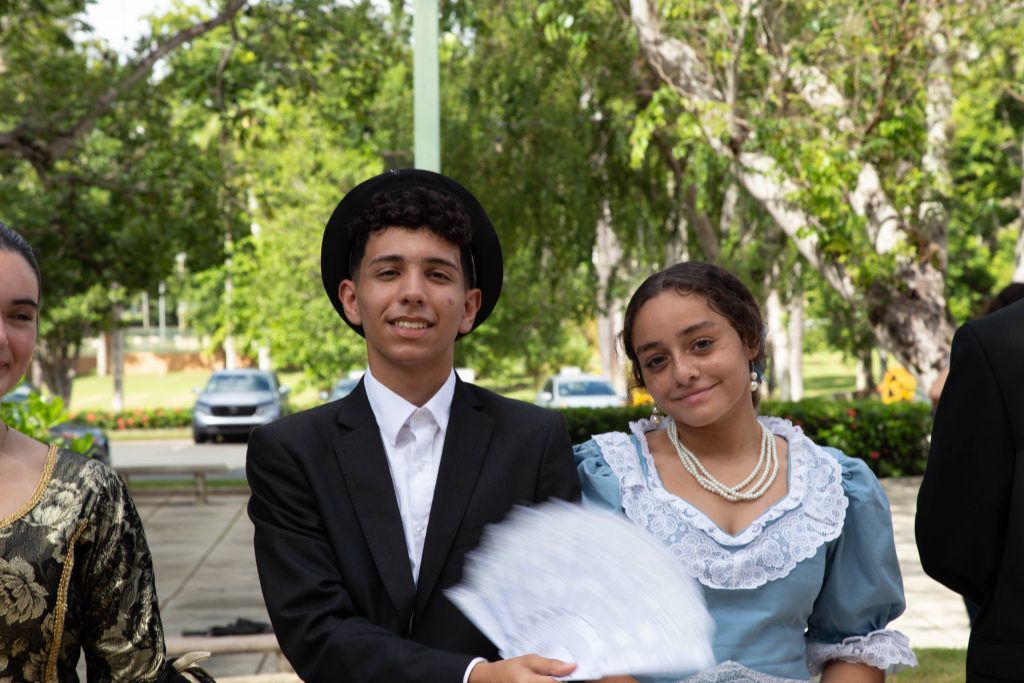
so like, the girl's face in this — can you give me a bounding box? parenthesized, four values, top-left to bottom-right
(631, 290, 758, 430)
(0, 250, 39, 397)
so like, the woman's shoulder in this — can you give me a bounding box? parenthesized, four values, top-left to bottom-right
(573, 419, 656, 463)
(573, 421, 659, 510)
(812, 443, 883, 499)
(762, 417, 885, 511)
(51, 447, 129, 507)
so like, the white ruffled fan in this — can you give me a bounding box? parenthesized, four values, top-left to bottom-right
(446, 501, 716, 680)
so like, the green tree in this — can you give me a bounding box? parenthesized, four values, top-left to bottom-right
(0, 0, 247, 401)
(621, 0, 1024, 386)
(163, 1, 406, 387)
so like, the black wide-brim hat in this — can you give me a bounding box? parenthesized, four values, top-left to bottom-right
(321, 168, 503, 337)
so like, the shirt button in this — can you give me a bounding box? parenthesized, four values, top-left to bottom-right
(416, 525, 425, 535)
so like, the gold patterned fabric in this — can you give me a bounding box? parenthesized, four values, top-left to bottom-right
(0, 445, 208, 682)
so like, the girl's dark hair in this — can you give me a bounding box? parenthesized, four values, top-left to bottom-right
(621, 261, 766, 406)
(981, 282, 1024, 316)
(0, 222, 42, 291)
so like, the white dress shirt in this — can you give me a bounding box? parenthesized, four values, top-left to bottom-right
(363, 367, 454, 584)
(363, 368, 488, 682)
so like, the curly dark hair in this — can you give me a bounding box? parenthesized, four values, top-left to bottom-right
(620, 261, 767, 407)
(347, 186, 475, 286)
(0, 221, 42, 293)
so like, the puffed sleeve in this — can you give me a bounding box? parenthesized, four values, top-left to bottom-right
(804, 451, 917, 676)
(76, 460, 211, 683)
(573, 438, 624, 512)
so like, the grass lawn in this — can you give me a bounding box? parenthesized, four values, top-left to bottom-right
(801, 350, 858, 398)
(69, 370, 318, 412)
(892, 648, 966, 681)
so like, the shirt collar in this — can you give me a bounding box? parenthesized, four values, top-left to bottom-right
(363, 367, 456, 447)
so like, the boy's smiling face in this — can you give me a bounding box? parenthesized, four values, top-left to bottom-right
(338, 227, 481, 386)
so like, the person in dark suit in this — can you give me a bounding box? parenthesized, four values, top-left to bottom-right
(246, 169, 581, 683)
(916, 294, 1024, 682)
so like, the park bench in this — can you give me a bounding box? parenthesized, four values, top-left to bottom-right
(165, 634, 294, 678)
(115, 464, 234, 504)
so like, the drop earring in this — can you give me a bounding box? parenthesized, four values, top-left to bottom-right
(650, 403, 664, 425)
(750, 371, 759, 392)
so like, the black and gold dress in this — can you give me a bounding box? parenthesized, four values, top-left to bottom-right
(0, 445, 211, 682)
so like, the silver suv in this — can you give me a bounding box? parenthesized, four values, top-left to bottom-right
(191, 369, 288, 443)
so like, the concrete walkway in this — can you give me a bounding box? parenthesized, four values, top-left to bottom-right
(137, 493, 276, 678)
(880, 476, 971, 649)
(134, 476, 969, 677)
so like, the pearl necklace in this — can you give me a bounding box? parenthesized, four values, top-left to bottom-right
(666, 420, 779, 502)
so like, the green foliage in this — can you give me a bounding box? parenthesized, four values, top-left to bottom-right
(560, 405, 656, 444)
(764, 398, 932, 478)
(163, 3, 402, 385)
(0, 394, 94, 456)
(8, 0, 1024, 396)
(559, 399, 932, 478)
(0, 1, 235, 399)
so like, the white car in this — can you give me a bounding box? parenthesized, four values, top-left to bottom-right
(535, 374, 625, 409)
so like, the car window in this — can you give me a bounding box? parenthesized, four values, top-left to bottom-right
(556, 380, 616, 397)
(543, 380, 553, 393)
(207, 374, 272, 393)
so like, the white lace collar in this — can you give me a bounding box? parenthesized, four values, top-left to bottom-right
(593, 417, 848, 589)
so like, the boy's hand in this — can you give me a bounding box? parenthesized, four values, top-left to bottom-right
(468, 655, 576, 683)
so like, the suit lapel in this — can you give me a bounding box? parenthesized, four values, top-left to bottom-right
(415, 380, 493, 617)
(332, 385, 417, 629)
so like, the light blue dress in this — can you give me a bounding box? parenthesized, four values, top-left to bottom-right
(573, 417, 917, 682)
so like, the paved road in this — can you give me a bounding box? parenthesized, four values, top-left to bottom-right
(112, 439, 247, 477)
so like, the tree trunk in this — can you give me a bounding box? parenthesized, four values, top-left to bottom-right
(594, 201, 627, 394)
(855, 350, 874, 395)
(158, 280, 167, 341)
(36, 341, 77, 406)
(97, 332, 109, 376)
(112, 303, 124, 412)
(766, 288, 790, 400)
(787, 288, 804, 401)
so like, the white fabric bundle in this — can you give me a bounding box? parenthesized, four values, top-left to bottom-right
(447, 501, 716, 680)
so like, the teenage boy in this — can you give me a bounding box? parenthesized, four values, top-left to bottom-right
(917, 297, 1024, 682)
(247, 169, 581, 683)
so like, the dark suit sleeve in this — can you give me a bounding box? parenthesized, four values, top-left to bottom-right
(916, 321, 1014, 603)
(246, 425, 473, 683)
(535, 411, 583, 504)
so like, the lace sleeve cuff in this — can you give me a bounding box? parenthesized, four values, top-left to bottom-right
(806, 629, 917, 675)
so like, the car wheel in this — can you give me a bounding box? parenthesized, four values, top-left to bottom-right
(193, 430, 208, 444)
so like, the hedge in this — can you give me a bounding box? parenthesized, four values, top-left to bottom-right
(558, 398, 933, 478)
(72, 398, 933, 478)
(70, 407, 193, 431)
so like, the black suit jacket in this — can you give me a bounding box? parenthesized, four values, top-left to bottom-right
(246, 378, 581, 683)
(917, 298, 1024, 682)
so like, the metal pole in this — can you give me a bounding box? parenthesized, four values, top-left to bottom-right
(414, 0, 440, 172)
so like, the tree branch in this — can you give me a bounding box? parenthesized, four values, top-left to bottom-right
(0, 0, 248, 166)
